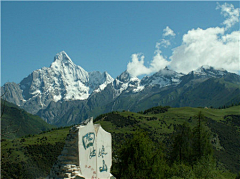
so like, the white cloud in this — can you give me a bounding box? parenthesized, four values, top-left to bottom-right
(127, 3, 239, 77)
(170, 27, 240, 74)
(155, 39, 171, 50)
(127, 28, 172, 77)
(216, 2, 240, 30)
(127, 50, 170, 77)
(150, 51, 170, 72)
(163, 26, 176, 37)
(127, 54, 151, 77)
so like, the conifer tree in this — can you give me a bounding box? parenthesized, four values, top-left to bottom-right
(116, 130, 166, 179)
(192, 111, 213, 162)
(170, 122, 193, 165)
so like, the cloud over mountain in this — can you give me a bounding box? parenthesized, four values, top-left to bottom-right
(127, 54, 151, 77)
(170, 27, 239, 74)
(127, 50, 170, 78)
(126, 2, 239, 77)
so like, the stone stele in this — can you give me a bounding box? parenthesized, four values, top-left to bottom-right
(47, 117, 116, 179)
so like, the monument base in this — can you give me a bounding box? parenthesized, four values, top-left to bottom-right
(47, 118, 116, 179)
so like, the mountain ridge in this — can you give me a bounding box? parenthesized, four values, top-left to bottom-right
(2, 51, 114, 113)
(2, 51, 240, 126)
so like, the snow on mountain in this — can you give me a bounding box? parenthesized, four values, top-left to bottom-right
(111, 70, 144, 97)
(107, 67, 184, 98)
(141, 67, 184, 87)
(192, 65, 228, 77)
(20, 51, 114, 105)
(91, 71, 114, 93)
(3, 50, 234, 118)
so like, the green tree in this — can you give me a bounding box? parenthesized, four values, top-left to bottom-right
(166, 162, 195, 179)
(169, 112, 217, 179)
(116, 130, 166, 179)
(192, 111, 213, 162)
(170, 122, 193, 165)
(193, 155, 217, 179)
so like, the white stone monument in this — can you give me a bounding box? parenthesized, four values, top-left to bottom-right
(47, 118, 115, 179)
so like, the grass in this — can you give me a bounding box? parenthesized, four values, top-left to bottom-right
(1, 100, 54, 139)
(96, 105, 240, 134)
(1, 126, 71, 178)
(1, 105, 240, 178)
(95, 105, 240, 174)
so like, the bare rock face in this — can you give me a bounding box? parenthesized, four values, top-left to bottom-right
(1, 82, 25, 106)
(2, 51, 114, 115)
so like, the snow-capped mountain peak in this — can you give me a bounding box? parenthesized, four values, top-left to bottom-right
(117, 70, 131, 83)
(111, 70, 144, 97)
(54, 51, 73, 63)
(159, 66, 180, 76)
(193, 65, 228, 77)
(89, 71, 114, 93)
(15, 51, 114, 113)
(51, 51, 76, 69)
(50, 51, 88, 80)
(141, 66, 184, 87)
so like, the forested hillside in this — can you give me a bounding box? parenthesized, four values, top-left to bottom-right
(1, 100, 54, 139)
(1, 105, 240, 178)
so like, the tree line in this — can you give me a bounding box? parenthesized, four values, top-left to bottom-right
(112, 111, 239, 179)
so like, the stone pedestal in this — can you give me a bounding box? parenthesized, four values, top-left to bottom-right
(47, 118, 115, 179)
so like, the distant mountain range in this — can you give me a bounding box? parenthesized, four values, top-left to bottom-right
(2, 51, 240, 126)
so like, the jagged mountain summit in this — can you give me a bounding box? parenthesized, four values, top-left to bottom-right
(2, 51, 240, 126)
(141, 67, 184, 87)
(111, 70, 143, 97)
(2, 51, 114, 113)
(191, 65, 228, 78)
(111, 67, 184, 98)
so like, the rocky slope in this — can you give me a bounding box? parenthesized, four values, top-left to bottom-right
(37, 65, 240, 126)
(2, 52, 240, 126)
(2, 51, 113, 114)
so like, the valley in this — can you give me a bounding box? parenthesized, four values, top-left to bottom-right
(1, 105, 239, 178)
(2, 2, 240, 178)
(1, 51, 240, 178)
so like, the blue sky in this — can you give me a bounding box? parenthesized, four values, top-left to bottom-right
(1, 1, 239, 85)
